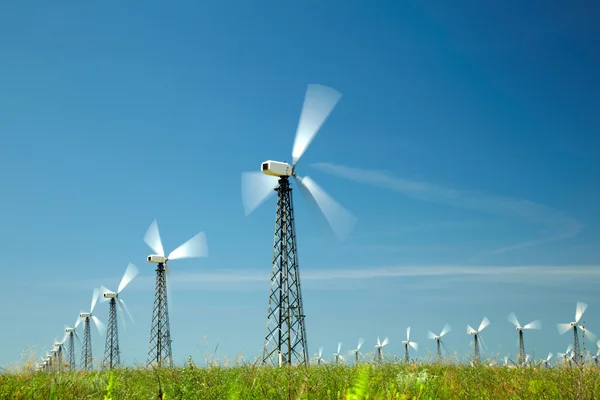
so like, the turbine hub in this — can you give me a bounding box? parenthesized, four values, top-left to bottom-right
(65, 328, 74, 333)
(103, 291, 118, 299)
(79, 312, 91, 318)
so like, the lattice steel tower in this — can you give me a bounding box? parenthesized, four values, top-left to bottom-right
(103, 298, 121, 369)
(240, 84, 356, 366)
(147, 262, 173, 368)
(65, 329, 76, 370)
(262, 177, 308, 366)
(80, 316, 93, 370)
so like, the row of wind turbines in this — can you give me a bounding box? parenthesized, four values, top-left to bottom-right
(36, 220, 208, 372)
(314, 303, 600, 368)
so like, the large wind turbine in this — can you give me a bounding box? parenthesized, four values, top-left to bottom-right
(507, 312, 541, 367)
(78, 288, 105, 370)
(241, 84, 357, 366)
(100, 263, 139, 369)
(144, 220, 208, 368)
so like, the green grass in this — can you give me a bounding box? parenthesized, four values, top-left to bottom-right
(2, 358, 600, 400)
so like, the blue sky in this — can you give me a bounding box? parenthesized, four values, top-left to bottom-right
(1, 1, 599, 368)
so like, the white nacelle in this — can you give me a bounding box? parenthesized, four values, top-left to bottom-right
(65, 328, 74, 333)
(79, 312, 91, 318)
(570, 322, 577, 327)
(261, 160, 293, 177)
(148, 254, 168, 264)
(103, 292, 117, 299)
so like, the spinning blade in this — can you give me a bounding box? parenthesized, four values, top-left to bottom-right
(241, 171, 278, 216)
(291, 84, 342, 166)
(144, 220, 165, 257)
(118, 263, 140, 293)
(295, 175, 357, 241)
(168, 232, 208, 260)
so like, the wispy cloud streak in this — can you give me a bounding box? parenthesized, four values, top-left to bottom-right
(158, 264, 600, 290)
(310, 162, 583, 254)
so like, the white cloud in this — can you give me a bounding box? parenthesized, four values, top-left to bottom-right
(153, 264, 600, 290)
(310, 162, 583, 255)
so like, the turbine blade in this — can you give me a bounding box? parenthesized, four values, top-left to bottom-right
(115, 299, 127, 330)
(440, 324, 452, 337)
(576, 301, 588, 323)
(291, 84, 342, 166)
(99, 285, 112, 303)
(318, 346, 323, 358)
(74, 316, 82, 329)
(479, 334, 488, 351)
(118, 263, 140, 293)
(241, 171, 278, 216)
(357, 337, 364, 350)
(557, 323, 572, 335)
(381, 337, 389, 347)
(409, 342, 418, 351)
(90, 288, 100, 313)
(478, 317, 491, 332)
(507, 312, 520, 328)
(406, 326, 411, 341)
(168, 232, 208, 260)
(295, 175, 357, 241)
(92, 315, 106, 336)
(144, 220, 165, 257)
(467, 325, 475, 334)
(427, 331, 436, 340)
(376, 337, 381, 347)
(581, 327, 597, 343)
(547, 352, 553, 361)
(119, 298, 134, 324)
(337, 342, 342, 354)
(523, 320, 542, 330)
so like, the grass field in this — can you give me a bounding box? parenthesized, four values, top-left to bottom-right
(2, 356, 600, 400)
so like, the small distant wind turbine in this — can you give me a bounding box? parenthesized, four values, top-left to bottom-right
(351, 337, 364, 365)
(507, 312, 541, 367)
(557, 344, 574, 367)
(374, 337, 389, 363)
(402, 327, 418, 363)
(428, 323, 451, 362)
(333, 342, 344, 363)
(538, 353, 553, 368)
(316, 346, 325, 365)
(467, 317, 490, 364)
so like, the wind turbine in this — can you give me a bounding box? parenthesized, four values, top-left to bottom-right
(144, 219, 208, 368)
(64, 318, 81, 370)
(507, 312, 541, 367)
(100, 263, 139, 369)
(78, 288, 105, 370)
(402, 327, 418, 363)
(467, 317, 490, 364)
(557, 344, 574, 368)
(316, 346, 325, 365)
(374, 337, 389, 363)
(333, 342, 344, 363)
(538, 353, 553, 368)
(241, 84, 357, 366)
(351, 338, 364, 365)
(557, 301, 596, 365)
(428, 323, 451, 362)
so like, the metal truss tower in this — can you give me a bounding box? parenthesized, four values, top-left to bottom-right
(473, 334, 480, 364)
(435, 340, 442, 362)
(80, 317, 93, 370)
(573, 326, 581, 365)
(102, 299, 120, 369)
(262, 177, 308, 366)
(517, 330, 525, 366)
(147, 262, 173, 368)
(66, 332, 76, 370)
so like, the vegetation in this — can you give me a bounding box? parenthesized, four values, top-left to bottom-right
(2, 355, 600, 400)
